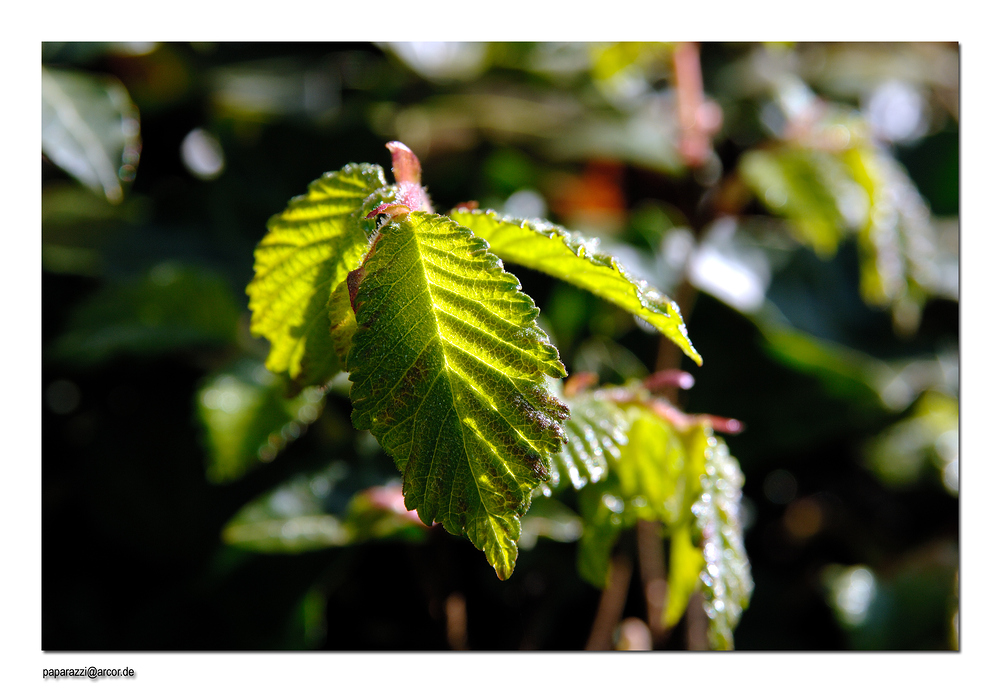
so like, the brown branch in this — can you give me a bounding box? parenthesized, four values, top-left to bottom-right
(636, 519, 669, 648)
(444, 592, 468, 650)
(685, 591, 709, 651)
(585, 552, 633, 650)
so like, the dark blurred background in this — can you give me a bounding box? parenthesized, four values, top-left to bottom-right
(42, 42, 958, 650)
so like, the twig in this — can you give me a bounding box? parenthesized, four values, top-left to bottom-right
(444, 592, 468, 650)
(635, 519, 669, 647)
(685, 591, 709, 651)
(585, 552, 633, 650)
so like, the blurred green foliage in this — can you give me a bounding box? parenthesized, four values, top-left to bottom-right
(43, 41, 958, 651)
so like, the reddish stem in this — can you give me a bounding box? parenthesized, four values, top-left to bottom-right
(673, 42, 721, 169)
(644, 369, 695, 393)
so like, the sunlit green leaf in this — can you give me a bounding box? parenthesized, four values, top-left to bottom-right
(327, 278, 357, 367)
(348, 211, 569, 579)
(42, 66, 141, 204)
(616, 413, 690, 525)
(196, 359, 326, 483)
(50, 263, 241, 364)
(246, 163, 392, 390)
(450, 209, 701, 365)
(664, 523, 704, 628)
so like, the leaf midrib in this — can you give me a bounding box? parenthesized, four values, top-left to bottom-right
(396, 220, 510, 535)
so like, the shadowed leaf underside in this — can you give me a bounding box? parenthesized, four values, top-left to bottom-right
(247, 163, 389, 389)
(450, 209, 701, 365)
(347, 211, 569, 578)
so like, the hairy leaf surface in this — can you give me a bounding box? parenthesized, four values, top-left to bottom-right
(247, 163, 391, 390)
(450, 209, 701, 365)
(845, 147, 938, 334)
(557, 383, 751, 647)
(689, 428, 753, 650)
(347, 211, 569, 579)
(543, 387, 629, 493)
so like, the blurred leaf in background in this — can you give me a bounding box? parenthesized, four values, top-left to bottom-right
(50, 263, 241, 365)
(222, 462, 428, 552)
(197, 359, 326, 483)
(42, 65, 141, 204)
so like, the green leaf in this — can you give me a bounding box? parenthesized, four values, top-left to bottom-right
(42, 66, 141, 204)
(222, 463, 352, 553)
(863, 390, 958, 493)
(844, 147, 939, 334)
(222, 462, 429, 553)
(576, 482, 626, 588)
(740, 118, 944, 335)
(739, 147, 852, 256)
(544, 385, 629, 493)
(664, 523, 704, 628)
(450, 209, 701, 365)
(689, 428, 753, 650)
(246, 163, 392, 390)
(347, 211, 569, 579)
(616, 413, 690, 526)
(554, 381, 752, 644)
(50, 263, 241, 365)
(196, 359, 326, 483)
(327, 278, 357, 366)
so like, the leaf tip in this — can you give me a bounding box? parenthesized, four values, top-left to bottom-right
(386, 141, 421, 185)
